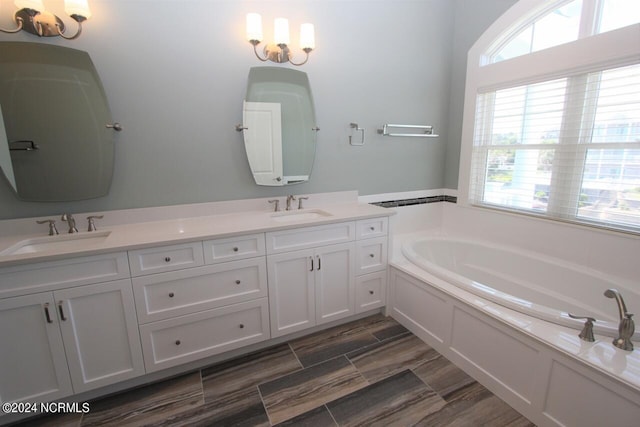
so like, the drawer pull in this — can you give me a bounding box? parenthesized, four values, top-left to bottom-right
(57, 301, 67, 321)
(370, 226, 375, 231)
(164, 256, 171, 263)
(235, 280, 241, 285)
(239, 324, 245, 329)
(233, 247, 239, 252)
(369, 290, 374, 295)
(169, 292, 175, 298)
(369, 253, 375, 258)
(175, 340, 181, 346)
(44, 303, 53, 324)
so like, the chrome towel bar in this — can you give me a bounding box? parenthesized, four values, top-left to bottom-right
(377, 124, 438, 137)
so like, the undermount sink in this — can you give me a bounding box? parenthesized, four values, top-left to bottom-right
(0, 230, 112, 256)
(270, 209, 332, 223)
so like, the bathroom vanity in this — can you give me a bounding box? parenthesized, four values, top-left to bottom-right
(0, 197, 392, 414)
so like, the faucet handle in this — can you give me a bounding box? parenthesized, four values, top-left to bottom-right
(268, 199, 280, 212)
(37, 219, 59, 236)
(568, 313, 596, 342)
(298, 196, 309, 210)
(87, 215, 104, 232)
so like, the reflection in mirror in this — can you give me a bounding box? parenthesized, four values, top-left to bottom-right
(0, 42, 115, 202)
(242, 67, 317, 186)
(0, 105, 16, 193)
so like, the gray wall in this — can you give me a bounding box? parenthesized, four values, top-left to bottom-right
(0, 0, 511, 220)
(444, 0, 517, 189)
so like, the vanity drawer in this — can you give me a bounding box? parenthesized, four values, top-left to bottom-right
(356, 271, 387, 313)
(203, 233, 265, 264)
(0, 252, 129, 298)
(356, 237, 388, 274)
(356, 217, 388, 240)
(132, 258, 267, 323)
(128, 242, 204, 277)
(266, 222, 355, 254)
(139, 298, 270, 372)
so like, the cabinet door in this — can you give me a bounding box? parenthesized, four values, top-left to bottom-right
(315, 242, 355, 325)
(0, 293, 72, 404)
(267, 249, 315, 337)
(55, 280, 145, 393)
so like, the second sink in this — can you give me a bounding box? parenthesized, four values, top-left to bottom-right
(270, 209, 332, 223)
(0, 231, 112, 256)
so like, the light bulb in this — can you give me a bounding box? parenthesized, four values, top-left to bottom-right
(300, 23, 315, 50)
(246, 13, 263, 42)
(64, 0, 92, 19)
(274, 18, 290, 45)
(14, 0, 44, 12)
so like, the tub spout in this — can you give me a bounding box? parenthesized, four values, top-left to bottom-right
(604, 288, 635, 351)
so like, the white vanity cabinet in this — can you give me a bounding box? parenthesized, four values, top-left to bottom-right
(266, 218, 388, 338)
(132, 234, 270, 372)
(354, 218, 388, 313)
(0, 253, 144, 405)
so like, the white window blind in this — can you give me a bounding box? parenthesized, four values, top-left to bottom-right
(470, 63, 640, 232)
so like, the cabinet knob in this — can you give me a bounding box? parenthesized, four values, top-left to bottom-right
(235, 280, 241, 285)
(370, 226, 375, 231)
(169, 292, 175, 298)
(239, 324, 245, 329)
(233, 247, 239, 252)
(369, 253, 375, 258)
(175, 340, 181, 346)
(164, 256, 171, 263)
(369, 290, 374, 295)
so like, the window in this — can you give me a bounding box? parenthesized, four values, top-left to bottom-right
(461, 0, 640, 233)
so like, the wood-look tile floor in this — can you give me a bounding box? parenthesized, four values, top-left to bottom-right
(13, 314, 535, 427)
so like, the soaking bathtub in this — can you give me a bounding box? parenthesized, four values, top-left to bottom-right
(389, 233, 640, 427)
(401, 236, 640, 340)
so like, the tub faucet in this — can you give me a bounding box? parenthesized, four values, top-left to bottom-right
(604, 288, 635, 351)
(61, 213, 78, 234)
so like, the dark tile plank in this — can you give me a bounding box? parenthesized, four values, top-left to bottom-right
(260, 355, 368, 424)
(348, 333, 438, 383)
(289, 321, 379, 368)
(273, 405, 337, 427)
(160, 389, 270, 427)
(415, 382, 535, 427)
(81, 372, 203, 427)
(202, 344, 301, 402)
(326, 369, 446, 426)
(412, 353, 476, 401)
(9, 412, 82, 427)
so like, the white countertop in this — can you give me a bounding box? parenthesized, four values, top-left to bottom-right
(0, 201, 394, 267)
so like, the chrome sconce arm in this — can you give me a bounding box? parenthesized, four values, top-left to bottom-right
(56, 14, 86, 40)
(250, 40, 312, 66)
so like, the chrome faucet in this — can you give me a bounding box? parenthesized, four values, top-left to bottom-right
(61, 213, 78, 233)
(87, 215, 104, 232)
(298, 196, 309, 210)
(268, 199, 280, 212)
(36, 219, 59, 236)
(286, 195, 296, 211)
(604, 288, 635, 351)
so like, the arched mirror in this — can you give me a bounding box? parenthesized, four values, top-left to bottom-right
(241, 67, 318, 186)
(0, 42, 116, 202)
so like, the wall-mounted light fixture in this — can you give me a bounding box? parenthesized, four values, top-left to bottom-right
(246, 13, 315, 66)
(0, 0, 91, 40)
